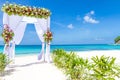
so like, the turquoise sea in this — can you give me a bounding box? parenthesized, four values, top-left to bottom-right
(0, 44, 120, 55)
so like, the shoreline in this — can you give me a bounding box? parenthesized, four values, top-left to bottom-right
(15, 50, 120, 64)
(15, 50, 120, 56)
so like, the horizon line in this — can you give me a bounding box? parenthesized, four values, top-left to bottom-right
(0, 43, 115, 46)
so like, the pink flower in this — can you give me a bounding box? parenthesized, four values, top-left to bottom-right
(1, 24, 14, 45)
(9, 29, 11, 31)
(4, 24, 9, 29)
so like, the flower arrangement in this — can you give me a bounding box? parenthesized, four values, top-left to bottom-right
(43, 30, 53, 44)
(1, 3, 51, 19)
(1, 24, 14, 45)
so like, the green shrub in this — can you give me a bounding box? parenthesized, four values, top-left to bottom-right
(114, 36, 120, 43)
(52, 49, 92, 80)
(65, 55, 91, 80)
(52, 49, 68, 68)
(0, 53, 9, 73)
(91, 56, 120, 80)
(52, 49, 120, 80)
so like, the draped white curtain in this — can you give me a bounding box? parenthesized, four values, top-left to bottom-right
(7, 14, 23, 31)
(9, 41, 15, 62)
(46, 17, 51, 62)
(34, 18, 50, 62)
(37, 18, 48, 31)
(38, 43, 45, 61)
(3, 13, 51, 63)
(3, 13, 23, 61)
(34, 22, 44, 42)
(3, 44, 10, 57)
(34, 22, 45, 61)
(3, 13, 9, 25)
(13, 22, 27, 44)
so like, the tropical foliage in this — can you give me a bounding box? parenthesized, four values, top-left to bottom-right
(1, 24, 14, 45)
(43, 30, 53, 43)
(0, 53, 9, 73)
(91, 56, 120, 80)
(52, 49, 120, 80)
(1, 3, 51, 19)
(114, 36, 120, 43)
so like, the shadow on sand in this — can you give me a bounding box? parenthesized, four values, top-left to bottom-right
(0, 68, 15, 77)
(9, 61, 53, 68)
(0, 61, 53, 77)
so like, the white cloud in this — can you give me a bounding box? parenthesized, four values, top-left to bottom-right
(67, 24, 74, 29)
(90, 11, 94, 15)
(84, 15, 99, 24)
(83, 11, 99, 24)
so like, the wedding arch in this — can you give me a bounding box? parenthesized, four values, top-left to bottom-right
(1, 3, 52, 63)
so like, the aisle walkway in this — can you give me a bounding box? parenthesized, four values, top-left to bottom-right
(1, 55, 66, 80)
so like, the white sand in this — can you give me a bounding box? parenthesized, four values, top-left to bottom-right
(1, 50, 120, 80)
(76, 50, 120, 64)
(2, 55, 66, 80)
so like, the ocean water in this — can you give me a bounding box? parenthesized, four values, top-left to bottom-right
(0, 44, 120, 55)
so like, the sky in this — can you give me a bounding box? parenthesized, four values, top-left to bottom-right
(0, 0, 120, 45)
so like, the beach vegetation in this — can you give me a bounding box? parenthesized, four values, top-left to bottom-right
(52, 49, 120, 80)
(0, 53, 10, 74)
(114, 36, 120, 43)
(91, 56, 120, 80)
(52, 49, 92, 80)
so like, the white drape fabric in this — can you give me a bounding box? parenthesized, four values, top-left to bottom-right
(35, 17, 51, 62)
(46, 17, 51, 63)
(3, 13, 23, 61)
(46, 44, 50, 62)
(22, 17, 37, 23)
(13, 22, 27, 44)
(3, 13, 51, 63)
(3, 13, 9, 25)
(37, 18, 48, 31)
(47, 17, 50, 28)
(9, 41, 15, 62)
(3, 44, 10, 56)
(7, 15, 23, 31)
(34, 22, 44, 42)
(38, 43, 45, 61)
(34, 22, 45, 61)
(10, 22, 27, 62)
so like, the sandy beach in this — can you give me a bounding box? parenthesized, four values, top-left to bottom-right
(1, 50, 120, 80)
(77, 50, 120, 64)
(1, 55, 66, 80)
